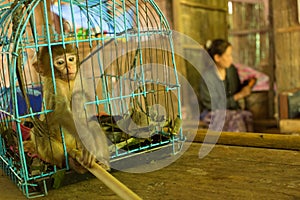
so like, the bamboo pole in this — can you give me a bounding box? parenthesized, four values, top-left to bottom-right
(76, 158, 142, 200)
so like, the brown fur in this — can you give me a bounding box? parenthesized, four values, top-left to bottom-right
(24, 44, 109, 173)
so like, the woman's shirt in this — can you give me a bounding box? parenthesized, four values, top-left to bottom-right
(199, 64, 242, 112)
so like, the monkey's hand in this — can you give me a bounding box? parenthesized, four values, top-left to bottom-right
(81, 145, 96, 168)
(75, 119, 110, 170)
(69, 147, 95, 169)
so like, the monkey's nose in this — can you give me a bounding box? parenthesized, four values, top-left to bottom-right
(67, 66, 76, 73)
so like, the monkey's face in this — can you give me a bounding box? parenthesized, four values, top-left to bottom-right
(54, 53, 78, 81)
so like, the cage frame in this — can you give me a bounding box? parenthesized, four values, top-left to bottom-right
(0, 0, 184, 198)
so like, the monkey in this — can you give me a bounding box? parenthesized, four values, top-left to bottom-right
(23, 44, 110, 173)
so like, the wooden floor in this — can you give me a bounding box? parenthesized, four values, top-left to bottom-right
(1, 141, 300, 200)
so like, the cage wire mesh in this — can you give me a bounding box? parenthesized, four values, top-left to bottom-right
(0, 0, 183, 198)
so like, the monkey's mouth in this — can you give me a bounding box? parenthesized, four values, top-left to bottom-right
(62, 73, 76, 80)
(68, 73, 76, 79)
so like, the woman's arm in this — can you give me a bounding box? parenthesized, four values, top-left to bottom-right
(233, 85, 251, 101)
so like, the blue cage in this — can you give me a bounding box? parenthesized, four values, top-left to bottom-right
(0, 0, 183, 198)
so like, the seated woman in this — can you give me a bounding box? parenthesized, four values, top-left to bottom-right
(199, 39, 256, 132)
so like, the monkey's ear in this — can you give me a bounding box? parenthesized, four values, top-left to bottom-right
(32, 60, 45, 76)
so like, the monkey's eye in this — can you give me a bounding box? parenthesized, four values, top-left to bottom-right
(55, 58, 65, 66)
(68, 56, 76, 62)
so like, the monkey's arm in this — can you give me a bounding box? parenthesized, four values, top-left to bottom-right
(47, 92, 109, 169)
(46, 98, 92, 168)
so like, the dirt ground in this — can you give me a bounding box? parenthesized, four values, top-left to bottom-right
(1, 142, 300, 200)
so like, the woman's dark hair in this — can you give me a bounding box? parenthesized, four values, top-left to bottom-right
(205, 39, 231, 61)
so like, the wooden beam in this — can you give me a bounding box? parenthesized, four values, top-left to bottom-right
(230, 0, 262, 4)
(180, 1, 227, 12)
(172, 0, 181, 32)
(280, 119, 300, 133)
(189, 129, 300, 150)
(298, 0, 300, 23)
(276, 26, 300, 33)
(229, 27, 269, 36)
(182, 44, 204, 50)
(267, 0, 275, 118)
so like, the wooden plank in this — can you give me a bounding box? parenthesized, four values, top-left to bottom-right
(278, 93, 289, 119)
(3, 143, 300, 199)
(280, 119, 300, 133)
(273, 0, 300, 92)
(191, 129, 300, 150)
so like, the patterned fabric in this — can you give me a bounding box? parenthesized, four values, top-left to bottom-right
(203, 109, 253, 132)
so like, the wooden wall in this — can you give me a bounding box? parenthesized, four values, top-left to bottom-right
(173, 0, 228, 44)
(155, 0, 300, 121)
(228, 0, 274, 118)
(272, 0, 300, 93)
(229, 1, 270, 69)
(171, 0, 228, 118)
